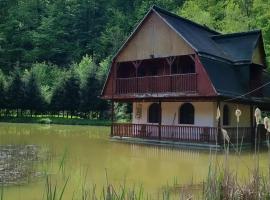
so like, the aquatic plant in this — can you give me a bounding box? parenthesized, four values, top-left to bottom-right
(44, 175, 69, 200)
(0, 185, 3, 200)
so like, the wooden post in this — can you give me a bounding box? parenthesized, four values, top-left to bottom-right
(158, 101, 162, 140)
(166, 57, 175, 92)
(132, 61, 141, 93)
(250, 104, 254, 145)
(110, 100, 114, 137)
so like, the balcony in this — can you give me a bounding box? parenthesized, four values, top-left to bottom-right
(112, 123, 254, 144)
(116, 73, 197, 95)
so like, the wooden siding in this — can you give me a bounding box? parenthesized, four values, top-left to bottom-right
(101, 55, 217, 99)
(116, 12, 194, 62)
(195, 55, 216, 96)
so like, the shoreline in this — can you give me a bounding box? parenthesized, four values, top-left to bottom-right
(0, 116, 111, 126)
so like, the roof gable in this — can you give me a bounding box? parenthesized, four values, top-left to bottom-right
(116, 11, 194, 62)
(114, 5, 267, 64)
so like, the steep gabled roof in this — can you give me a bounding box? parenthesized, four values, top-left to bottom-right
(212, 30, 261, 63)
(152, 6, 233, 62)
(153, 5, 265, 64)
(199, 56, 250, 97)
(102, 5, 268, 100)
(112, 5, 265, 64)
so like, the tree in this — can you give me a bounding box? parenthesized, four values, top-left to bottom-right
(6, 68, 25, 117)
(0, 70, 6, 116)
(24, 71, 44, 116)
(63, 70, 80, 117)
(177, 0, 215, 29)
(50, 79, 66, 116)
(80, 72, 100, 118)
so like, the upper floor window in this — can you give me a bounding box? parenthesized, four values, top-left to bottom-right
(148, 103, 160, 123)
(179, 103, 194, 124)
(172, 56, 195, 74)
(223, 105, 230, 126)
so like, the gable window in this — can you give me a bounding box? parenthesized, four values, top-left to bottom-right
(179, 103, 195, 124)
(223, 105, 230, 126)
(148, 103, 160, 123)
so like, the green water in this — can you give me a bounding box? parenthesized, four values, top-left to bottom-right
(0, 123, 269, 199)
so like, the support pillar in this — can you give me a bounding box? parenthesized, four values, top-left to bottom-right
(158, 101, 162, 140)
(166, 57, 175, 92)
(132, 61, 142, 93)
(110, 100, 114, 137)
(250, 104, 255, 145)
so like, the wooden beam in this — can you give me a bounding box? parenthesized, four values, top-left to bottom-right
(250, 105, 255, 145)
(165, 56, 175, 75)
(111, 100, 114, 137)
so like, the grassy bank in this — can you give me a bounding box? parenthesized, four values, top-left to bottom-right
(0, 116, 111, 126)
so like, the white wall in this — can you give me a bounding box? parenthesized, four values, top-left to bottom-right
(219, 102, 251, 127)
(132, 101, 216, 127)
(132, 101, 252, 128)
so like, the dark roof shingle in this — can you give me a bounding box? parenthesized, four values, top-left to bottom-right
(153, 6, 263, 64)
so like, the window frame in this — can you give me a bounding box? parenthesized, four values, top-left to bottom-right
(178, 103, 195, 125)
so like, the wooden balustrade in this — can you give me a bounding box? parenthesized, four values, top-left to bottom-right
(112, 123, 254, 145)
(116, 73, 197, 95)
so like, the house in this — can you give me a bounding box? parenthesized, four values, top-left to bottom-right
(101, 5, 270, 148)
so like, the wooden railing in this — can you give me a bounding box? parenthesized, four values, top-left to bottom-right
(116, 73, 197, 95)
(112, 123, 254, 145)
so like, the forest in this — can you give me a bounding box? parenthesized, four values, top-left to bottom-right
(0, 0, 270, 120)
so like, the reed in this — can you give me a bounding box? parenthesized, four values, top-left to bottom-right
(44, 175, 69, 200)
(0, 185, 3, 200)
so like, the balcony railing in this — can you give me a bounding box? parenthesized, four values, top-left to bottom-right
(112, 123, 254, 144)
(116, 73, 197, 95)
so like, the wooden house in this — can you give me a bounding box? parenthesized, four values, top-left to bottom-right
(101, 6, 270, 148)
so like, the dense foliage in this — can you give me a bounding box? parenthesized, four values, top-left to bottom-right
(0, 0, 270, 118)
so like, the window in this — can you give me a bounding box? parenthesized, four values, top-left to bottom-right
(223, 105, 230, 126)
(172, 56, 195, 74)
(179, 103, 195, 124)
(148, 103, 160, 123)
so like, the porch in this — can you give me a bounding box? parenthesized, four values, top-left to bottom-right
(112, 123, 254, 145)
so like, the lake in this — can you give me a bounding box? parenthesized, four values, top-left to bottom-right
(0, 123, 269, 199)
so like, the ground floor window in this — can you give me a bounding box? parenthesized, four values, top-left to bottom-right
(148, 103, 160, 123)
(223, 105, 230, 126)
(179, 103, 194, 124)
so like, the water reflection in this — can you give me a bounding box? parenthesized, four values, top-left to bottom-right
(0, 145, 44, 185)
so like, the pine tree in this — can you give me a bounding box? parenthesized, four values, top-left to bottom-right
(63, 71, 80, 118)
(6, 68, 25, 117)
(80, 73, 100, 118)
(0, 74, 6, 116)
(24, 71, 44, 116)
(50, 80, 65, 116)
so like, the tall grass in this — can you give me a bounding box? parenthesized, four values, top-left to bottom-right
(44, 175, 69, 200)
(0, 185, 3, 200)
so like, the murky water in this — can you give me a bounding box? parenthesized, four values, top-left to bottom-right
(0, 123, 269, 199)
